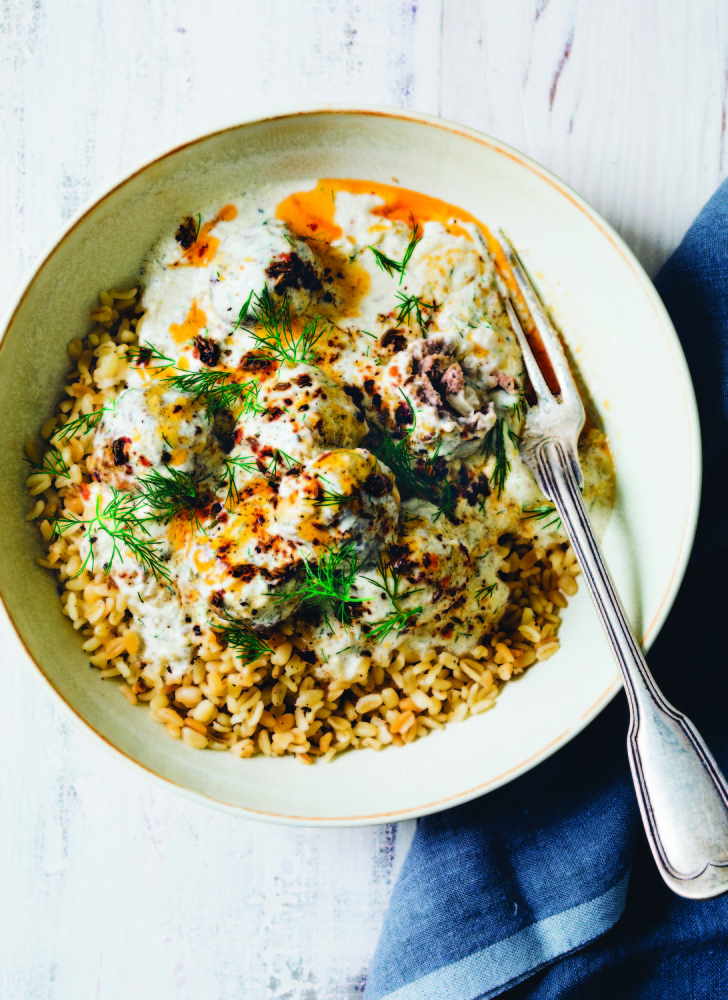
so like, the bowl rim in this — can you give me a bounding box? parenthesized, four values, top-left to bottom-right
(0, 104, 702, 826)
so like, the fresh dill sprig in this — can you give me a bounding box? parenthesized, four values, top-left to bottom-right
(231, 289, 255, 334)
(53, 407, 106, 443)
(249, 286, 326, 366)
(369, 247, 404, 280)
(366, 608, 420, 642)
(264, 449, 301, 479)
(127, 342, 176, 372)
(163, 368, 264, 417)
(210, 609, 272, 665)
(511, 392, 526, 425)
(217, 455, 259, 507)
(51, 489, 171, 585)
(194, 212, 202, 241)
(136, 468, 209, 528)
(368, 214, 422, 285)
(482, 417, 516, 499)
(362, 552, 423, 641)
(374, 392, 457, 521)
(26, 447, 71, 479)
(132, 338, 265, 418)
(394, 291, 433, 327)
(311, 487, 355, 508)
(522, 503, 562, 531)
(273, 543, 367, 629)
(475, 582, 497, 602)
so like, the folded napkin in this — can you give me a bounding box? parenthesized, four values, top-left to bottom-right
(364, 180, 728, 1000)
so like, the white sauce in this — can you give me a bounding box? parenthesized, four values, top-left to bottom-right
(85, 183, 614, 683)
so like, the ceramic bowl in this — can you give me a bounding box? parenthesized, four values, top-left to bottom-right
(0, 108, 700, 826)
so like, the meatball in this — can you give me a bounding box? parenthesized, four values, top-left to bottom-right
(276, 449, 400, 562)
(89, 384, 211, 488)
(366, 498, 474, 625)
(240, 364, 369, 466)
(211, 221, 322, 334)
(174, 477, 303, 630)
(374, 335, 498, 460)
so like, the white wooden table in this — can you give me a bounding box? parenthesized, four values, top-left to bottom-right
(1, 2, 726, 996)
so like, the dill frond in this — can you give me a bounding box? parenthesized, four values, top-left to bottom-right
(217, 455, 259, 507)
(368, 247, 404, 280)
(365, 607, 421, 642)
(361, 552, 423, 641)
(127, 342, 176, 372)
(51, 489, 171, 586)
(249, 286, 326, 366)
(522, 503, 562, 531)
(231, 289, 255, 333)
(511, 392, 526, 425)
(25, 447, 71, 479)
(394, 291, 433, 327)
(274, 543, 367, 629)
(136, 468, 209, 527)
(475, 582, 497, 602)
(210, 609, 272, 665)
(53, 407, 106, 443)
(311, 487, 355, 508)
(368, 214, 422, 285)
(374, 393, 457, 520)
(482, 417, 511, 498)
(264, 449, 301, 479)
(163, 368, 264, 417)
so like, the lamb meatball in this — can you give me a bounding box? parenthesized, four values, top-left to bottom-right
(240, 364, 369, 467)
(174, 477, 303, 630)
(89, 384, 211, 488)
(374, 335, 498, 460)
(276, 449, 399, 562)
(211, 221, 323, 334)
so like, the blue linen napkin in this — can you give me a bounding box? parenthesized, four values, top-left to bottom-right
(364, 179, 728, 1000)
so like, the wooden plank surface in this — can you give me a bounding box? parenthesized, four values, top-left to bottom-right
(1, 1, 726, 996)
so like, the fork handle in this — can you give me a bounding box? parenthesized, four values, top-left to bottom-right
(539, 439, 728, 899)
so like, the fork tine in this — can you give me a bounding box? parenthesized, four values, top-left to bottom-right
(504, 300, 553, 403)
(497, 232, 581, 404)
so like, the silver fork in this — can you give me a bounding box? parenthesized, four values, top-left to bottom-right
(498, 233, 728, 899)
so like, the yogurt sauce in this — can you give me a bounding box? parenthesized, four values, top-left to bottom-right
(84, 179, 615, 685)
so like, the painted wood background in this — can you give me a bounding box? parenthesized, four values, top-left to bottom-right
(1, 1, 727, 996)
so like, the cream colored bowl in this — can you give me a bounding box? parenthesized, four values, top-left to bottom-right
(0, 108, 700, 826)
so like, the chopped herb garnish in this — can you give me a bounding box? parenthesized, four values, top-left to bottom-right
(522, 503, 562, 531)
(272, 542, 366, 629)
(311, 487, 355, 508)
(475, 582, 497, 602)
(217, 455, 259, 506)
(26, 447, 71, 479)
(128, 342, 176, 372)
(249, 286, 325, 366)
(210, 609, 272, 665)
(51, 489, 171, 586)
(368, 214, 421, 285)
(375, 392, 458, 520)
(362, 552, 423, 641)
(136, 468, 209, 529)
(482, 416, 519, 499)
(163, 368, 264, 417)
(264, 449, 301, 479)
(53, 408, 106, 443)
(231, 289, 255, 334)
(394, 291, 433, 327)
